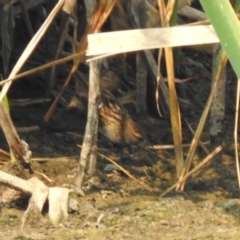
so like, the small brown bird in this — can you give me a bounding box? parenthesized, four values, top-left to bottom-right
(98, 90, 147, 147)
(65, 81, 147, 147)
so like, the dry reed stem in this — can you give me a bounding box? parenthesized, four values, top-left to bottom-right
(160, 145, 222, 197)
(234, 79, 240, 189)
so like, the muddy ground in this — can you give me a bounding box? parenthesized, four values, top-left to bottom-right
(1, 48, 240, 240)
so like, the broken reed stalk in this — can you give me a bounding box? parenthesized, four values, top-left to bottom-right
(0, 102, 32, 172)
(0, 170, 33, 195)
(74, 59, 101, 192)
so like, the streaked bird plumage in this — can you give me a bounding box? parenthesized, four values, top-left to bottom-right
(98, 90, 147, 146)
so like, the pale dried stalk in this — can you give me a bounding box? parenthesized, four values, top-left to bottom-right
(234, 79, 240, 189)
(74, 59, 101, 192)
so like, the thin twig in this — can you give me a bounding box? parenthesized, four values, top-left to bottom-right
(150, 141, 209, 150)
(184, 119, 210, 155)
(77, 144, 156, 196)
(160, 145, 222, 197)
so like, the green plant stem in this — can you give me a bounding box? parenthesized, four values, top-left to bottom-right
(200, 0, 240, 78)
